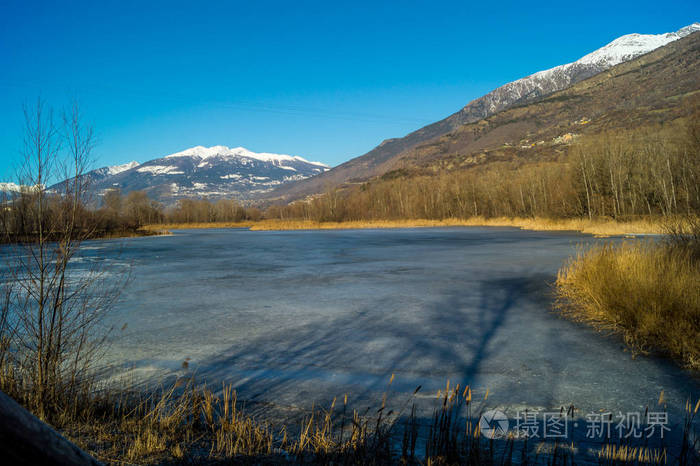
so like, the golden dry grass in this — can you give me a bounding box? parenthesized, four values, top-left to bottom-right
(3, 362, 697, 464)
(58, 379, 278, 464)
(99, 228, 172, 239)
(555, 240, 700, 370)
(142, 221, 256, 231)
(144, 216, 666, 235)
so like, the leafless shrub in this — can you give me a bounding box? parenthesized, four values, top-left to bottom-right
(0, 99, 129, 420)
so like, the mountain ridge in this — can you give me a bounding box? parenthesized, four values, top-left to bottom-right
(266, 23, 700, 201)
(379, 28, 700, 175)
(53, 146, 329, 205)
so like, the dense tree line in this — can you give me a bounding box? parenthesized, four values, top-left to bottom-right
(100, 193, 264, 225)
(268, 122, 700, 222)
(164, 198, 262, 223)
(1, 189, 271, 240)
(5, 120, 696, 237)
(1, 188, 165, 242)
(100, 189, 164, 230)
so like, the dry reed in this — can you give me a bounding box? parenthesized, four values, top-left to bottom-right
(144, 216, 667, 236)
(555, 221, 700, 370)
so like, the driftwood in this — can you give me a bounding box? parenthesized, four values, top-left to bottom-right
(0, 390, 101, 465)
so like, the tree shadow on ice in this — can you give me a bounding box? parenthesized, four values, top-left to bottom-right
(188, 270, 698, 459)
(194, 273, 557, 409)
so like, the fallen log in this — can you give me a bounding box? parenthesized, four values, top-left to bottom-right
(0, 390, 101, 465)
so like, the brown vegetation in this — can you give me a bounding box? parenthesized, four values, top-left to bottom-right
(136, 121, 700, 238)
(142, 221, 255, 231)
(1, 185, 164, 243)
(245, 217, 665, 235)
(264, 123, 700, 224)
(143, 217, 668, 236)
(164, 198, 262, 223)
(555, 218, 700, 370)
(3, 368, 693, 464)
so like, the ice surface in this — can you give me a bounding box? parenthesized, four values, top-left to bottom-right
(78, 228, 697, 449)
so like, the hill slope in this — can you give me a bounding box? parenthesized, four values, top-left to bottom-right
(387, 28, 700, 173)
(268, 23, 699, 201)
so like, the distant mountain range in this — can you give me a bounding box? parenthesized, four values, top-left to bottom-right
(0, 182, 23, 193)
(52, 146, 328, 205)
(268, 23, 700, 201)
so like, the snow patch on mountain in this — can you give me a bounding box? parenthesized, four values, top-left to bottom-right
(0, 182, 44, 193)
(0, 182, 23, 192)
(459, 23, 700, 117)
(65, 145, 330, 204)
(555, 23, 699, 69)
(136, 165, 184, 175)
(165, 145, 328, 168)
(106, 161, 140, 176)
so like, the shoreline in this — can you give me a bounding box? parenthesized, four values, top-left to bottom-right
(1, 228, 172, 245)
(143, 217, 667, 236)
(95, 228, 172, 239)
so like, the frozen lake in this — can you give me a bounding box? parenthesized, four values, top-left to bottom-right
(87, 227, 697, 444)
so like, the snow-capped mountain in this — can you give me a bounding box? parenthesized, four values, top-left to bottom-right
(104, 161, 140, 176)
(86, 161, 141, 182)
(452, 23, 700, 122)
(0, 182, 23, 193)
(577, 23, 700, 66)
(269, 23, 700, 201)
(75, 146, 328, 204)
(0, 182, 44, 196)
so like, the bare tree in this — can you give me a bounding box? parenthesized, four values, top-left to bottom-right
(1, 99, 127, 420)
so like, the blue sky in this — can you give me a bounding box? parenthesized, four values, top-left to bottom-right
(0, 0, 697, 178)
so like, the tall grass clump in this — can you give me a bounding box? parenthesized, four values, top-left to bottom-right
(555, 217, 700, 370)
(2, 362, 697, 463)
